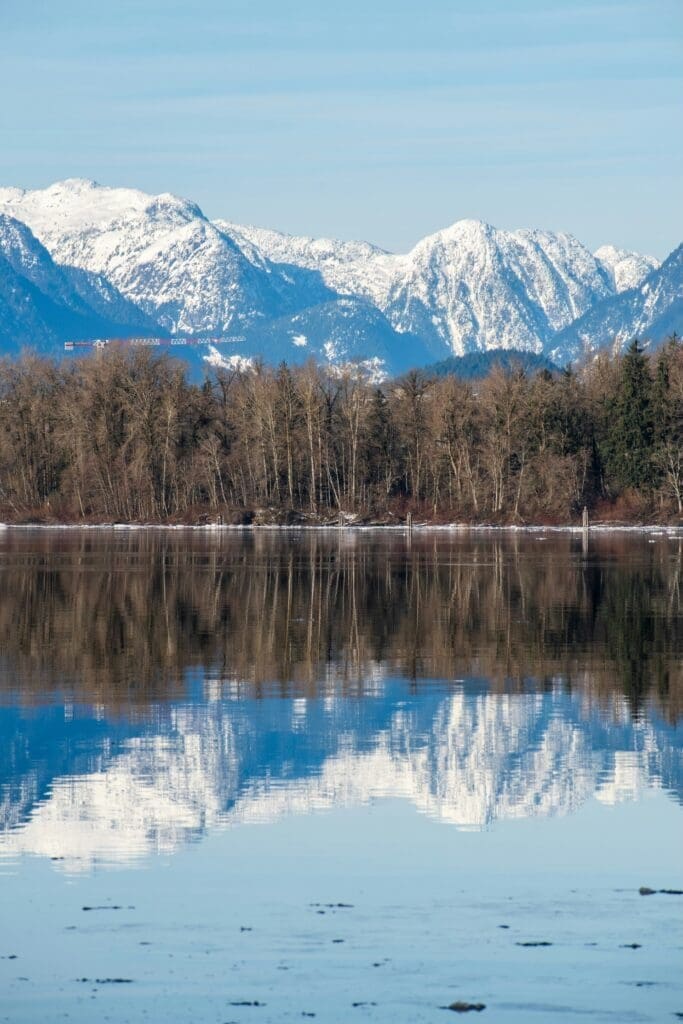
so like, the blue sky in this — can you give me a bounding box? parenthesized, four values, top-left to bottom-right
(2, 0, 681, 256)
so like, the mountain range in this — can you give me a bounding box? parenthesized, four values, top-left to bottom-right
(0, 178, 679, 377)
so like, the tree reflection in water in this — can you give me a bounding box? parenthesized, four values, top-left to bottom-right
(0, 530, 680, 720)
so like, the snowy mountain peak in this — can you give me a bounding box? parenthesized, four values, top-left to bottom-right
(220, 221, 388, 260)
(221, 216, 624, 360)
(0, 179, 206, 239)
(594, 244, 660, 293)
(0, 179, 679, 370)
(0, 181, 289, 336)
(47, 176, 99, 192)
(419, 217, 496, 246)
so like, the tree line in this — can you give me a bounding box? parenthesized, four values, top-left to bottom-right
(0, 337, 681, 523)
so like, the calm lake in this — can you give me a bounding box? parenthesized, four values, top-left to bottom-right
(0, 529, 682, 1023)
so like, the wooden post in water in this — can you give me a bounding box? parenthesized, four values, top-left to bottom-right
(582, 506, 589, 556)
(406, 511, 413, 533)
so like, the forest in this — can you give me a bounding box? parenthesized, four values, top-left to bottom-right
(0, 337, 681, 524)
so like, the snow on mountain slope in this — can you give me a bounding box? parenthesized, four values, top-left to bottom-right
(0, 180, 293, 335)
(0, 179, 167, 236)
(383, 221, 614, 355)
(0, 214, 156, 353)
(0, 248, 71, 355)
(549, 244, 683, 363)
(594, 245, 660, 293)
(58, 263, 160, 331)
(0, 213, 84, 308)
(219, 220, 401, 309)
(223, 218, 622, 357)
(206, 296, 439, 379)
(0, 179, 672, 369)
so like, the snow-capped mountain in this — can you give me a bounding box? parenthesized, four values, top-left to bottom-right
(0, 213, 155, 353)
(549, 244, 683, 363)
(222, 219, 649, 358)
(0, 180, 414, 373)
(0, 178, 677, 372)
(1, 685, 680, 872)
(0, 179, 296, 336)
(594, 244, 660, 294)
(381, 222, 615, 356)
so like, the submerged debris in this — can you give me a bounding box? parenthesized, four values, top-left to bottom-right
(77, 977, 133, 984)
(310, 902, 354, 908)
(81, 904, 134, 912)
(515, 941, 553, 947)
(444, 1002, 486, 1013)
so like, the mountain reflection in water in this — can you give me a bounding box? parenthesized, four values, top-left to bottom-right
(0, 529, 681, 871)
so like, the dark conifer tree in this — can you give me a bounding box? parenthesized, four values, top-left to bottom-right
(651, 335, 683, 512)
(604, 339, 655, 492)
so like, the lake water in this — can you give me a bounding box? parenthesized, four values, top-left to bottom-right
(0, 529, 681, 1023)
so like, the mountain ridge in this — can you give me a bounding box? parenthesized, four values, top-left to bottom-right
(0, 179, 678, 375)
(549, 244, 683, 363)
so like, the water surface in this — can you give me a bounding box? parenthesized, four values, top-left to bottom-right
(0, 530, 681, 1022)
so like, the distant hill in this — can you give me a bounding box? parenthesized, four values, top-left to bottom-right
(426, 348, 558, 380)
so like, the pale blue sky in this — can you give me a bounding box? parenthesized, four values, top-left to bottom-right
(2, 0, 681, 257)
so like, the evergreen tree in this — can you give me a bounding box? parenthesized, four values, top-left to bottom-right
(652, 336, 683, 512)
(604, 340, 655, 492)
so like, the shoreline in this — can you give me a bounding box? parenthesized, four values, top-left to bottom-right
(1, 521, 682, 534)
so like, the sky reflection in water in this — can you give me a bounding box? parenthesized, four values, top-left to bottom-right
(0, 531, 681, 1023)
